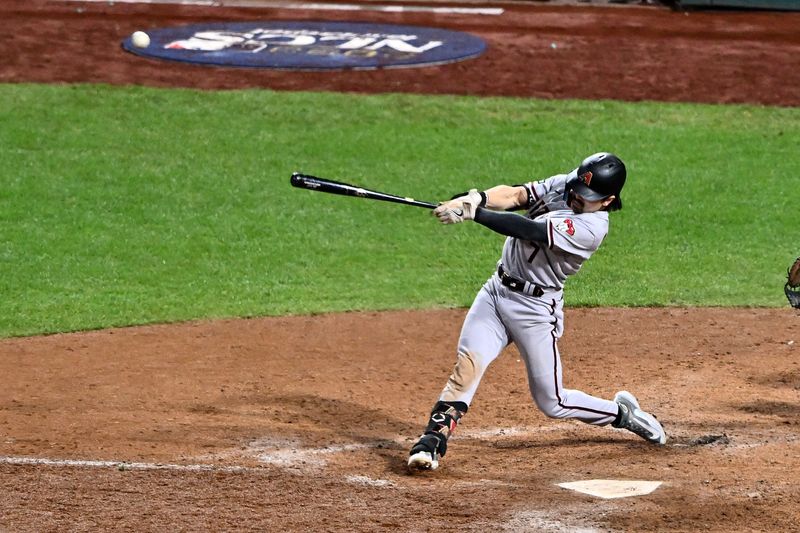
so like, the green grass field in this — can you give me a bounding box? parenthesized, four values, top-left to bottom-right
(1, 83, 797, 337)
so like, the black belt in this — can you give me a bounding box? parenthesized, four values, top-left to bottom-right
(498, 265, 545, 297)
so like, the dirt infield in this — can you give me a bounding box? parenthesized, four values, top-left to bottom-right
(2, 309, 799, 530)
(2, 1, 800, 531)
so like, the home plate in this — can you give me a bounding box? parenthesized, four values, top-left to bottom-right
(557, 479, 663, 499)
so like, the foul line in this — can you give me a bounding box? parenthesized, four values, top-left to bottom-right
(63, 0, 504, 15)
(0, 455, 258, 473)
(0, 426, 567, 474)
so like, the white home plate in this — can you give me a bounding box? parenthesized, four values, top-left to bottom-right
(557, 479, 663, 499)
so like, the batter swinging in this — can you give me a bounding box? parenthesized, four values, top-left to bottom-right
(408, 152, 667, 472)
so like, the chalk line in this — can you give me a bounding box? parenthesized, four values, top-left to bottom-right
(0, 455, 256, 473)
(0, 426, 570, 475)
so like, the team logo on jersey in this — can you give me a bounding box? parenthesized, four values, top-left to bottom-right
(579, 171, 593, 185)
(556, 219, 575, 236)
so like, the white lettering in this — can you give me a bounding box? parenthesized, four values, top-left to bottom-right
(163, 28, 444, 55)
(166, 33, 241, 51)
(337, 37, 377, 50)
(256, 33, 316, 46)
(366, 39, 442, 53)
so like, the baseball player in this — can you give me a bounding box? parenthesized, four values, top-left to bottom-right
(408, 152, 666, 472)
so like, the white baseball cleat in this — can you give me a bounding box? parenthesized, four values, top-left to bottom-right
(612, 391, 667, 445)
(407, 433, 444, 472)
(407, 450, 439, 472)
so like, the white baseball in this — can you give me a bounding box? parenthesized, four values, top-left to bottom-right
(131, 31, 150, 48)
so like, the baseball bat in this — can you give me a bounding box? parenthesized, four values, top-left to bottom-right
(290, 172, 437, 209)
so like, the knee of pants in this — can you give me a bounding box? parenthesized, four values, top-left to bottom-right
(530, 390, 568, 419)
(455, 349, 489, 381)
(442, 349, 489, 398)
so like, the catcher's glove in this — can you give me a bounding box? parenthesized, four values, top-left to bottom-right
(785, 256, 800, 309)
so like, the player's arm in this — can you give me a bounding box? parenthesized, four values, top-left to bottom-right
(434, 185, 530, 225)
(446, 185, 528, 211)
(483, 185, 529, 211)
(472, 208, 547, 243)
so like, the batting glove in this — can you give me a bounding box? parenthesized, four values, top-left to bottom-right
(434, 189, 485, 224)
(434, 201, 465, 224)
(460, 189, 484, 220)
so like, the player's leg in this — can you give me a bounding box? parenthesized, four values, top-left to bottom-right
(507, 295, 666, 443)
(408, 279, 510, 471)
(407, 400, 468, 472)
(439, 284, 510, 406)
(505, 295, 618, 425)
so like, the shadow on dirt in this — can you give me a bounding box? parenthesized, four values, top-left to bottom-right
(255, 393, 419, 435)
(736, 400, 800, 420)
(749, 370, 800, 390)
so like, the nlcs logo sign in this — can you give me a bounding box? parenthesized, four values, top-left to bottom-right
(123, 21, 486, 70)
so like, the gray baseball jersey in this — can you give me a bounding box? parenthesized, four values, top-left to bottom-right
(501, 171, 608, 290)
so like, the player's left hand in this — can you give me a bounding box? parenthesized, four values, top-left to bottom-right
(434, 201, 466, 224)
(434, 189, 483, 224)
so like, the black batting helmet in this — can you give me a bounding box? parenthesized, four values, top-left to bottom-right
(564, 152, 626, 211)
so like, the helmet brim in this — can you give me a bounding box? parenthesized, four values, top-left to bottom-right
(569, 181, 609, 202)
(569, 181, 623, 210)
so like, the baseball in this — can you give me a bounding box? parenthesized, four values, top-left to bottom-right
(131, 31, 150, 48)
